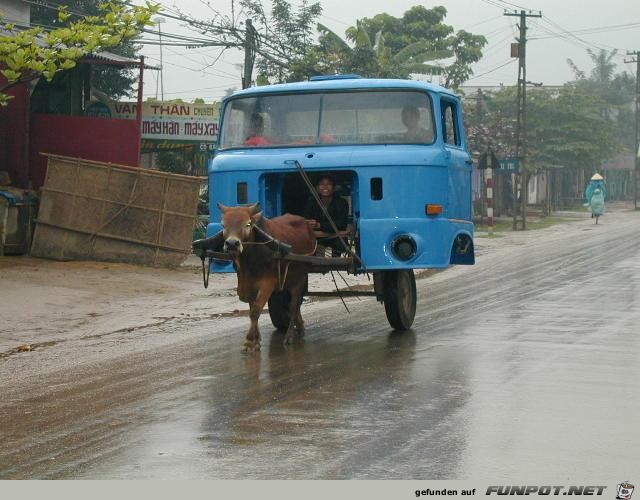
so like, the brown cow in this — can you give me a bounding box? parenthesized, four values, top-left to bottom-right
(219, 202, 316, 352)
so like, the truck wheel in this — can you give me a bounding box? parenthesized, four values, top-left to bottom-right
(382, 269, 416, 330)
(268, 291, 292, 330)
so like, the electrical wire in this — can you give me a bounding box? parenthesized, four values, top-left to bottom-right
(540, 16, 608, 53)
(160, 83, 238, 96)
(163, 45, 239, 78)
(466, 59, 517, 82)
(462, 14, 504, 31)
(490, 0, 530, 11)
(530, 18, 637, 54)
(530, 21, 640, 39)
(479, 0, 508, 11)
(144, 54, 238, 81)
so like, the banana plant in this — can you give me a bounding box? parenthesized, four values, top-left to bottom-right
(317, 22, 453, 80)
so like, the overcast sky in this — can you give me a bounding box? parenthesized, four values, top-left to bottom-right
(135, 0, 640, 102)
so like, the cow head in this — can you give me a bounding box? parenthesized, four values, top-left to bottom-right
(218, 202, 262, 256)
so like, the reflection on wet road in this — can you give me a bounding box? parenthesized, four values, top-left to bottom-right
(1, 212, 639, 479)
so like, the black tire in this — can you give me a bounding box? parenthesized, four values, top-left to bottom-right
(382, 269, 417, 330)
(268, 291, 292, 330)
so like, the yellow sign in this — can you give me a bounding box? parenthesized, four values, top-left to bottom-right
(109, 102, 220, 141)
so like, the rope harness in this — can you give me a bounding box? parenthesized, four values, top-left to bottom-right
(199, 223, 318, 290)
(246, 225, 316, 290)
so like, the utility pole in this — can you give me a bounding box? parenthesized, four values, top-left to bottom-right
(625, 51, 640, 210)
(153, 17, 165, 101)
(242, 19, 256, 89)
(487, 151, 495, 237)
(505, 9, 542, 230)
(474, 88, 486, 223)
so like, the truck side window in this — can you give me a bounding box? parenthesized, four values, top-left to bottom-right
(442, 101, 459, 146)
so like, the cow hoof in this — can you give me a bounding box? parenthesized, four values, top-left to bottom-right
(241, 341, 261, 353)
(283, 329, 302, 346)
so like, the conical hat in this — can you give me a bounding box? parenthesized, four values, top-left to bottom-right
(591, 173, 603, 180)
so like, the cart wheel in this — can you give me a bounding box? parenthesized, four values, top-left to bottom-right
(382, 269, 417, 330)
(268, 291, 292, 330)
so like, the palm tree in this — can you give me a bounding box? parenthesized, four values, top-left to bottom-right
(568, 49, 617, 82)
(316, 23, 453, 80)
(567, 48, 627, 118)
(587, 48, 617, 84)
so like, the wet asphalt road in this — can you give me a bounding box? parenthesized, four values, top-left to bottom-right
(1, 211, 639, 479)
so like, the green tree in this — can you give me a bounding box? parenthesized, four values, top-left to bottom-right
(178, 0, 322, 85)
(29, 0, 145, 99)
(310, 6, 486, 88)
(0, 1, 158, 106)
(527, 86, 619, 171)
(466, 85, 619, 172)
(292, 21, 454, 81)
(253, 0, 322, 82)
(567, 48, 635, 151)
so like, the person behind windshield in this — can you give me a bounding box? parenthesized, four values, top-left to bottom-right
(401, 105, 429, 142)
(244, 113, 271, 146)
(303, 175, 349, 254)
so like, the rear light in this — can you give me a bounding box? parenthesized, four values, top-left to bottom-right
(425, 204, 443, 216)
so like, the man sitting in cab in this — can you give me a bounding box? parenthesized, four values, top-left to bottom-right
(303, 174, 349, 255)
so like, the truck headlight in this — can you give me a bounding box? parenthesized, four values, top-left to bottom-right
(392, 235, 417, 261)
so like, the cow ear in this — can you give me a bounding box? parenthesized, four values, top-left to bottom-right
(248, 202, 261, 215)
(217, 202, 228, 213)
(252, 211, 263, 222)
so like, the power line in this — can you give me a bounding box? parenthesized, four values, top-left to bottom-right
(461, 14, 504, 31)
(540, 16, 608, 53)
(533, 21, 596, 53)
(160, 83, 237, 96)
(481, 23, 516, 39)
(530, 20, 640, 39)
(144, 55, 238, 81)
(479, 30, 518, 59)
(492, 0, 530, 11)
(467, 59, 517, 81)
(530, 18, 635, 54)
(163, 46, 239, 78)
(319, 14, 351, 28)
(479, 0, 509, 11)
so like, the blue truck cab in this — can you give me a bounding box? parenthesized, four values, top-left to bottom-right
(206, 76, 475, 275)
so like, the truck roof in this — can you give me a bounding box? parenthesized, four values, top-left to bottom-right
(227, 77, 459, 100)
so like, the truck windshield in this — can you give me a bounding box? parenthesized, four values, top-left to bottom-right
(219, 90, 434, 149)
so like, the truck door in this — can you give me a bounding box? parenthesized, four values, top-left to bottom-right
(441, 97, 472, 221)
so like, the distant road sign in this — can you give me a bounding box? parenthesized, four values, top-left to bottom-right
(498, 158, 520, 174)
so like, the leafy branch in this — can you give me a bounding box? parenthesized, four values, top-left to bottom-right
(0, 1, 159, 106)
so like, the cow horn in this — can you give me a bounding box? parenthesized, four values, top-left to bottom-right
(248, 202, 261, 215)
(217, 202, 228, 213)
